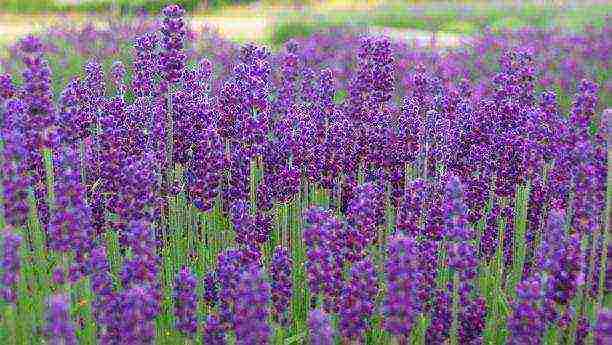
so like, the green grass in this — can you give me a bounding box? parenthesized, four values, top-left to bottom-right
(269, 2, 612, 44)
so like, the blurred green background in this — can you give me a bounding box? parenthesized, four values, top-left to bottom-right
(0, 1, 610, 45)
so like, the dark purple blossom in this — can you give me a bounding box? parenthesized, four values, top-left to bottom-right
(88, 246, 115, 333)
(48, 146, 94, 258)
(1, 99, 31, 228)
(271, 246, 292, 325)
(303, 207, 344, 312)
(132, 33, 159, 97)
(339, 257, 378, 342)
(202, 314, 226, 345)
(308, 308, 334, 345)
(346, 182, 384, 246)
(203, 270, 218, 306)
(538, 209, 583, 306)
(217, 249, 247, 329)
(383, 234, 435, 338)
(395, 179, 427, 237)
(110, 61, 126, 96)
(234, 264, 271, 345)
(594, 308, 612, 345)
(120, 220, 160, 289)
(160, 4, 187, 83)
(507, 277, 545, 345)
(185, 124, 224, 212)
(0, 228, 21, 303)
(443, 175, 478, 287)
(173, 266, 198, 336)
(0, 73, 15, 100)
(44, 294, 77, 345)
(116, 285, 158, 345)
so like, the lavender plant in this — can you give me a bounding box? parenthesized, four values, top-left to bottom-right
(0, 4, 608, 345)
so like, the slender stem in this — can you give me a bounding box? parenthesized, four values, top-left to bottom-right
(449, 272, 460, 345)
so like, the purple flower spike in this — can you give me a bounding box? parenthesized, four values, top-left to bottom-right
(308, 308, 334, 345)
(507, 277, 545, 345)
(384, 234, 425, 338)
(51, 267, 65, 286)
(117, 285, 158, 345)
(443, 175, 478, 286)
(303, 207, 344, 312)
(1, 228, 22, 303)
(132, 33, 159, 97)
(339, 257, 378, 342)
(538, 209, 583, 306)
(396, 179, 427, 237)
(2, 99, 31, 228)
(203, 270, 219, 306)
(49, 146, 94, 257)
(217, 249, 247, 329)
(110, 61, 127, 95)
(0, 73, 16, 100)
(44, 294, 77, 345)
(594, 309, 612, 345)
(271, 246, 293, 326)
(202, 314, 226, 345)
(185, 125, 224, 212)
(88, 246, 115, 331)
(234, 265, 271, 345)
(173, 266, 198, 336)
(160, 4, 187, 84)
(120, 220, 160, 289)
(346, 182, 384, 246)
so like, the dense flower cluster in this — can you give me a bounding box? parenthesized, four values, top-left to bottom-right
(234, 265, 271, 345)
(507, 277, 546, 345)
(116, 285, 158, 345)
(44, 294, 77, 345)
(120, 220, 160, 289)
(303, 207, 345, 312)
(202, 270, 219, 307)
(173, 266, 198, 336)
(49, 146, 94, 278)
(538, 210, 584, 306)
(339, 258, 378, 342)
(202, 314, 226, 345)
(594, 308, 612, 345)
(383, 234, 435, 338)
(160, 4, 187, 84)
(346, 182, 385, 245)
(1, 99, 30, 228)
(308, 308, 334, 345)
(270, 246, 292, 325)
(0, 229, 22, 303)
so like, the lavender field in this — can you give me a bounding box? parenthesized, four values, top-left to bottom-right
(0, 3, 610, 345)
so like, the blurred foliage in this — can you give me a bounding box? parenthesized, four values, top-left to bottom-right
(270, 1, 612, 44)
(0, 0, 258, 13)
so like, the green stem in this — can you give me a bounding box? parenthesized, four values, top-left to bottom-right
(449, 272, 460, 345)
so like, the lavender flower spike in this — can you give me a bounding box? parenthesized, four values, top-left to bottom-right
(271, 246, 293, 326)
(308, 308, 334, 345)
(594, 308, 611, 345)
(1, 228, 22, 303)
(44, 294, 77, 345)
(173, 266, 198, 336)
(234, 265, 271, 345)
(339, 257, 378, 342)
(203, 314, 226, 345)
(507, 277, 545, 345)
(160, 4, 187, 84)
